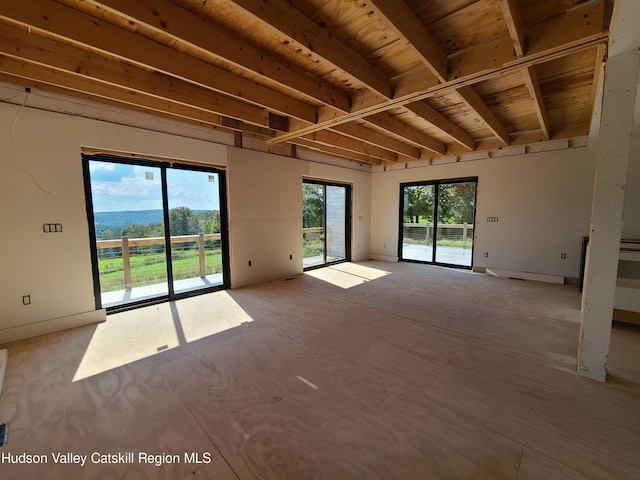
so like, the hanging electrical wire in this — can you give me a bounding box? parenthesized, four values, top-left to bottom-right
(9, 90, 57, 196)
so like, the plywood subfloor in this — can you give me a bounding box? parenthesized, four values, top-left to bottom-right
(0, 261, 639, 479)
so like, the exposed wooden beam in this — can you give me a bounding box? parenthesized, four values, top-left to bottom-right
(0, 55, 235, 128)
(87, 0, 350, 113)
(522, 66, 550, 139)
(403, 101, 475, 150)
(305, 130, 398, 163)
(450, 0, 605, 79)
(366, 0, 447, 82)
(0, 23, 272, 128)
(500, 0, 526, 58)
(226, 0, 392, 98)
(364, 113, 446, 154)
(456, 86, 510, 145)
(292, 138, 385, 165)
(0, 0, 317, 123)
(329, 122, 421, 159)
(270, 0, 607, 144)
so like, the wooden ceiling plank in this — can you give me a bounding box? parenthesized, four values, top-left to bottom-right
(0, 0, 317, 123)
(404, 100, 475, 150)
(450, 0, 606, 79)
(456, 86, 510, 145)
(330, 122, 421, 158)
(0, 23, 272, 128)
(522, 66, 550, 139)
(366, 0, 447, 82)
(226, 0, 392, 98)
(271, 0, 607, 144)
(364, 113, 446, 154)
(87, 0, 350, 112)
(500, 0, 526, 58)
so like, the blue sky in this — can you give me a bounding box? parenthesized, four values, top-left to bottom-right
(89, 161, 220, 212)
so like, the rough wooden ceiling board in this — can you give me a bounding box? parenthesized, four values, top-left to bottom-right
(520, 0, 593, 27)
(0, 0, 608, 166)
(427, 0, 509, 56)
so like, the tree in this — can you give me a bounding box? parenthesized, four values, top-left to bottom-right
(404, 185, 434, 223)
(169, 207, 199, 236)
(203, 210, 221, 234)
(302, 184, 323, 228)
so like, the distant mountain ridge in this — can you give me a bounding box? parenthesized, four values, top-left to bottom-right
(94, 209, 209, 228)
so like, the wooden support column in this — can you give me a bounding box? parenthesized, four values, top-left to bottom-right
(578, 46, 640, 381)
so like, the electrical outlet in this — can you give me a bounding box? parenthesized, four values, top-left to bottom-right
(561, 253, 567, 259)
(289, 254, 293, 260)
(248, 260, 252, 267)
(43, 223, 62, 233)
(484, 252, 488, 258)
(22, 295, 31, 305)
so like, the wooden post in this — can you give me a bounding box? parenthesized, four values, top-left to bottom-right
(425, 224, 430, 246)
(199, 233, 206, 278)
(122, 236, 132, 290)
(462, 223, 468, 248)
(579, 47, 639, 381)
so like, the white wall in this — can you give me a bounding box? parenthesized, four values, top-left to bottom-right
(0, 88, 371, 343)
(227, 148, 306, 287)
(371, 147, 596, 280)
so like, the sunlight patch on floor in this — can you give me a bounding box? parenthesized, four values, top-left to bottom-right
(306, 262, 391, 289)
(73, 291, 253, 381)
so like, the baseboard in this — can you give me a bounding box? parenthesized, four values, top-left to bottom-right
(369, 254, 399, 262)
(0, 310, 106, 346)
(0, 349, 7, 398)
(485, 268, 565, 284)
(613, 309, 640, 325)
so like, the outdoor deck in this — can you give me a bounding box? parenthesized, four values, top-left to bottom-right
(102, 273, 223, 308)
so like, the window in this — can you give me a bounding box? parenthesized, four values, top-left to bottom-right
(83, 154, 230, 311)
(399, 178, 477, 268)
(303, 180, 352, 269)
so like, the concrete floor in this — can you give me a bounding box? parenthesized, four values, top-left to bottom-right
(0, 261, 638, 479)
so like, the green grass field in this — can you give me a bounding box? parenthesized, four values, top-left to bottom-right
(98, 248, 222, 292)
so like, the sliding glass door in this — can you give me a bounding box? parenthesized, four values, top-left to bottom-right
(83, 155, 229, 311)
(400, 178, 477, 268)
(303, 180, 351, 269)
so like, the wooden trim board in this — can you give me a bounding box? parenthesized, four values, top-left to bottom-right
(0, 349, 7, 398)
(613, 309, 640, 325)
(486, 268, 565, 284)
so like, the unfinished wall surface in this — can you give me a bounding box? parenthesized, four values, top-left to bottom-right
(226, 147, 306, 288)
(622, 75, 640, 240)
(0, 85, 371, 343)
(371, 147, 596, 281)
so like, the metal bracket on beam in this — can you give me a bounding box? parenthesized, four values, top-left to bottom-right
(516, 36, 530, 59)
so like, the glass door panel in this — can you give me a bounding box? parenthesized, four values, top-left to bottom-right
(401, 184, 435, 262)
(303, 183, 325, 268)
(88, 160, 168, 308)
(166, 168, 225, 294)
(325, 185, 346, 263)
(435, 182, 476, 266)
